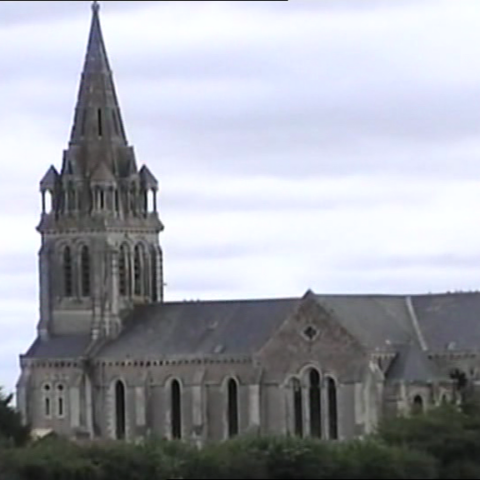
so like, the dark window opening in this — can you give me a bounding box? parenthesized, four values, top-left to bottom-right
(308, 369, 322, 437)
(412, 395, 424, 415)
(171, 380, 182, 439)
(44, 384, 51, 417)
(227, 379, 239, 437)
(57, 384, 65, 418)
(80, 245, 91, 297)
(327, 377, 338, 440)
(114, 190, 119, 212)
(115, 381, 126, 439)
(292, 378, 303, 437)
(63, 246, 73, 297)
(99, 189, 105, 209)
(97, 109, 103, 137)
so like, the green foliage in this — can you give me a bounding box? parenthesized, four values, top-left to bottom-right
(5, 398, 480, 479)
(376, 403, 480, 479)
(0, 434, 437, 480)
(0, 388, 30, 448)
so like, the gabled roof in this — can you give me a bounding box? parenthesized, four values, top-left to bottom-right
(23, 334, 92, 359)
(412, 292, 480, 352)
(313, 294, 418, 349)
(139, 165, 158, 189)
(39, 165, 59, 190)
(386, 343, 443, 382)
(96, 297, 301, 359)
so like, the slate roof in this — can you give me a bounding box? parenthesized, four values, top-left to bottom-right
(24, 334, 92, 359)
(314, 294, 417, 349)
(411, 292, 480, 351)
(386, 343, 443, 382)
(96, 297, 300, 359)
(24, 291, 480, 371)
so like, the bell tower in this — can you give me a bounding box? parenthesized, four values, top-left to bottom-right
(36, 2, 164, 340)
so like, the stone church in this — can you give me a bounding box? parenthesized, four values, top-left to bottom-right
(16, 3, 478, 444)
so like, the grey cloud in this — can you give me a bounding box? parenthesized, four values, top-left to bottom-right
(333, 253, 480, 272)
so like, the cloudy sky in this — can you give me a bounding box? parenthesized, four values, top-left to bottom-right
(1, 0, 480, 393)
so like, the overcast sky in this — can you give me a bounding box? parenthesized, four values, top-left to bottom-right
(1, 0, 480, 393)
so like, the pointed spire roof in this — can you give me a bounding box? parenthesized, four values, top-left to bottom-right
(68, 1, 127, 147)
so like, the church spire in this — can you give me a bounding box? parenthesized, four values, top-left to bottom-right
(69, 0, 127, 146)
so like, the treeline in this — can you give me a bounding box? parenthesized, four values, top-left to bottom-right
(2, 392, 480, 479)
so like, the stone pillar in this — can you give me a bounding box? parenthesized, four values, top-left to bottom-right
(110, 249, 119, 317)
(135, 386, 146, 433)
(248, 384, 261, 429)
(38, 244, 52, 338)
(191, 384, 203, 445)
(85, 375, 94, 438)
(302, 385, 310, 436)
(70, 386, 80, 429)
(156, 247, 163, 302)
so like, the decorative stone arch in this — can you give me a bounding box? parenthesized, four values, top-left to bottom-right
(110, 378, 128, 440)
(299, 364, 323, 438)
(164, 376, 184, 440)
(41, 382, 52, 419)
(283, 374, 304, 437)
(62, 245, 73, 297)
(75, 242, 91, 298)
(324, 375, 339, 440)
(132, 242, 148, 297)
(221, 375, 241, 439)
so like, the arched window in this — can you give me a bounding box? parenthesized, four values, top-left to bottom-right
(151, 247, 158, 302)
(114, 380, 126, 440)
(308, 368, 322, 437)
(227, 379, 239, 438)
(63, 246, 73, 297)
(171, 379, 182, 439)
(292, 378, 303, 437)
(412, 395, 424, 415)
(118, 244, 128, 296)
(326, 377, 338, 440)
(133, 244, 142, 296)
(80, 245, 91, 297)
(56, 384, 65, 418)
(43, 384, 52, 418)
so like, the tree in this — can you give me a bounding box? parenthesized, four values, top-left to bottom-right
(0, 387, 30, 447)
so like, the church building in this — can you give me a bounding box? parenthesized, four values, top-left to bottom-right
(17, 3, 477, 444)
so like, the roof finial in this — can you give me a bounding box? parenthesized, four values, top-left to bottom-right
(92, 1, 100, 13)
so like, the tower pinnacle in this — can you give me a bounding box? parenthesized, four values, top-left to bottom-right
(68, 0, 127, 149)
